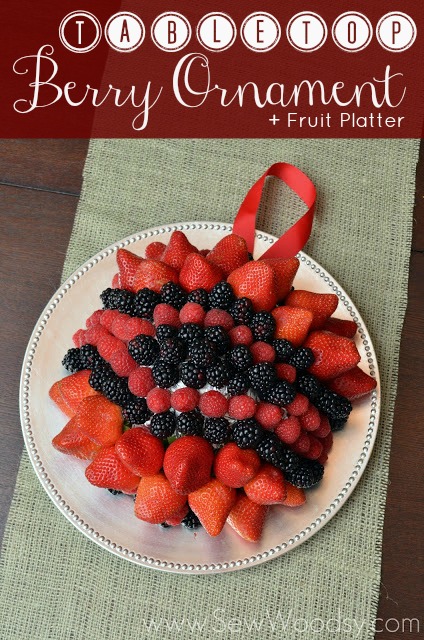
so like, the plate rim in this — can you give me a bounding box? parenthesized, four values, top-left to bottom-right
(20, 220, 381, 574)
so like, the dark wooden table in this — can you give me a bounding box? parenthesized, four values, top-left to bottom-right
(0, 140, 422, 638)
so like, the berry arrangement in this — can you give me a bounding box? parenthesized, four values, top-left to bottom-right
(51, 231, 377, 542)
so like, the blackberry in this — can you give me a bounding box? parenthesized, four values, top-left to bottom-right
(229, 297, 254, 325)
(205, 359, 232, 388)
(107, 489, 122, 495)
(232, 419, 264, 449)
(62, 348, 83, 373)
(79, 344, 103, 370)
(289, 347, 314, 371)
(255, 433, 284, 466)
(89, 363, 114, 393)
(286, 459, 324, 488)
(187, 288, 209, 310)
(158, 337, 185, 364)
(103, 375, 130, 406)
(176, 410, 204, 436)
(273, 339, 296, 363)
(150, 410, 176, 438)
(228, 345, 253, 371)
(208, 281, 235, 310)
(274, 447, 300, 474)
(100, 288, 134, 315)
(328, 416, 347, 432)
(122, 396, 150, 425)
(181, 509, 202, 530)
(160, 282, 186, 310)
(152, 360, 179, 388)
(227, 373, 250, 396)
(180, 361, 206, 389)
(133, 288, 160, 318)
(178, 323, 204, 344)
(203, 417, 231, 445)
(156, 324, 178, 341)
(204, 326, 231, 355)
(248, 362, 277, 392)
(249, 312, 276, 343)
(296, 372, 322, 401)
(315, 389, 352, 421)
(262, 380, 296, 406)
(128, 335, 159, 365)
(188, 339, 217, 367)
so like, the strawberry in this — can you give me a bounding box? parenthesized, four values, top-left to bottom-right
(86, 309, 103, 328)
(244, 464, 286, 505)
(275, 416, 301, 445)
(115, 426, 164, 476)
(52, 417, 102, 460)
(134, 474, 187, 523)
(86, 446, 140, 494)
(328, 366, 377, 400)
(161, 231, 198, 271)
(285, 393, 309, 416)
(179, 253, 223, 293)
(49, 370, 98, 418)
(322, 317, 357, 338)
(165, 503, 189, 526)
(272, 306, 313, 347)
(214, 443, 261, 488)
(275, 363, 297, 384)
(206, 234, 249, 277)
(179, 302, 206, 325)
(171, 387, 199, 412)
(199, 390, 229, 418)
(204, 309, 234, 331)
(226, 494, 268, 542)
(227, 261, 277, 312)
(116, 248, 143, 292)
(109, 350, 138, 377)
(228, 395, 256, 420)
(112, 273, 121, 288)
(281, 483, 306, 507)
(188, 479, 237, 537)
(75, 395, 123, 447)
(163, 435, 214, 494)
(285, 290, 339, 329)
(250, 341, 276, 364)
(304, 331, 361, 380)
(255, 402, 282, 430)
(260, 257, 299, 301)
(145, 241, 166, 261)
(133, 260, 179, 294)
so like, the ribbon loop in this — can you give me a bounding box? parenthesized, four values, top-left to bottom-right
(233, 162, 316, 259)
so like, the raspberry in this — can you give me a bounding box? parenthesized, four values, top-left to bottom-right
(228, 325, 253, 347)
(228, 395, 257, 420)
(86, 309, 103, 328)
(275, 416, 301, 445)
(171, 387, 199, 413)
(254, 402, 282, 430)
(128, 367, 155, 397)
(153, 303, 181, 328)
(204, 309, 234, 331)
(72, 328, 88, 347)
(250, 341, 276, 364)
(314, 415, 331, 438)
(199, 390, 228, 418)
(109, 350, 138, 377)
(292, 432, 311, 454)
(100, 309, 121, 331)
(85, 324, 110, 346)
(304, 436, 323, 460)
(97, 335, 127, 362)
(320, 431, 333, 454)
(145, 241, 166, 260)
(318, 452, 328, 465)
(179, 302, 206, 325)
(286, 393, 309, 417)
(146, 387, 171, 413)
(112, 315, 155, 342)
(275, 363, 297, 384)
(300, 405, 321, 431)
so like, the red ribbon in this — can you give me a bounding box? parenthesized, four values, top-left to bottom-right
(233, 162, 316, 259)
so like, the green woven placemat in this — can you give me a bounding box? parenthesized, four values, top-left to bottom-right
(1, 139, 419, 640)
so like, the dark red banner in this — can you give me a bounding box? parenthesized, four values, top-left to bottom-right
(2, 0, 423, 137)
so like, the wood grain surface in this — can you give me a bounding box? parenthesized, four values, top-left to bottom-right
(0, 139, 422, 639)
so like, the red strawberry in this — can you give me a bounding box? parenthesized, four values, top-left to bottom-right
(109, 350, 138, 377)
(179, 302, 205, 325)
(75, 395, 123, 447)
(165, 503, 189, 526)
(115, 427, 164, 476)
(272, 306, 313, 347)
(227, 261, 277, 312)
(228, 325, 253, 347)
(275, 363, 297, 383)
(128, 367, 155, 398)
(147, 387, 172, 413)
(163, 435, 214, 494)
(133, 260, 179, 294)
(300, 405, 321, 431)
(112, 273, 121, 288)
(322, 317, 357, 338)
(255, 402, 282, 430)
(199, 390, 229, 418)
(275, 416, 301, 445)
(260, 257, 299, 301)
(97, 334, 127, 362)
(250, 341, 275, 364)
(281, 483, 306, 507)
(171, 387, 199, 413)
(214, 443, 261, 488)
(86, 309, 103, 328)
(228, 395, 256, 420)
(285, 290, 339, 329)
(244, 464, 286, 505)
(161, 231, 198, 271)
(286, 393, 309, 416)
(188, 479, 237, 537)
(52, 417, 102, 460)
(135, 473, 187, 523)
(204, 309, 234, 331)
(206, 234, 249, 277)
(179, 253, 223, 292)
(226, 494, 268, 542)
(304, 331, 361, 380)
(328, 366, 377, 400)
(116, 248, 143, 292)
(86, 446, 140, 494)
(145, 241, 166, 261)
(49, 370, 99, 418)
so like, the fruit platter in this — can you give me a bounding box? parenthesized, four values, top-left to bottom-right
(20, 219, 379, 573)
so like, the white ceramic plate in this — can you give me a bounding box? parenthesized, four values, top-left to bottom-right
(20, 221, 380, 574)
